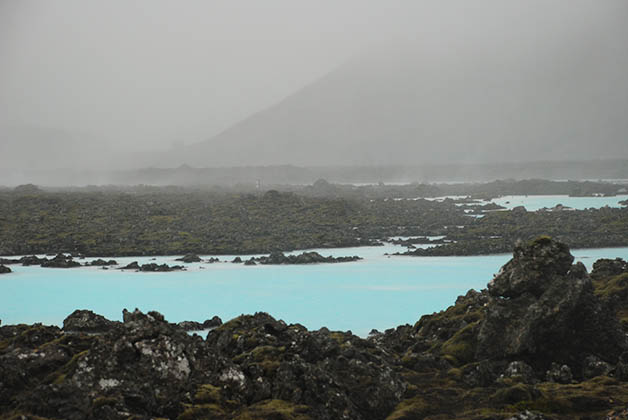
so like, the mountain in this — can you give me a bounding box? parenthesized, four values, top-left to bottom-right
(173, 22, 628, 168)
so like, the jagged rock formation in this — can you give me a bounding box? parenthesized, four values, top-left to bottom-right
(0, 309, 404, 420)
(477, 236, 626, 371)
(177, 316, 223, 331)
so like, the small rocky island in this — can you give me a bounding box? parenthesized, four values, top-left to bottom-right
(2, 237, 628, 419)
(119, 261, 185, 272)
(246, 251, 361, 265)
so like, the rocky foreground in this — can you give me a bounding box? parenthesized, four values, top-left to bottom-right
(2, 237, 628, 419)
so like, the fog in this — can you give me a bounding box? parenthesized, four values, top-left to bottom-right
(1, 0, 627, 181)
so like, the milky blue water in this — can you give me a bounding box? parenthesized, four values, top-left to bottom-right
(3, 244, 627, 336)
(425, 194, 628, 212)
(489, 194, 628, 211)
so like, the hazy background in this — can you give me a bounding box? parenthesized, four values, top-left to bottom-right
(1, 0, 627, 180)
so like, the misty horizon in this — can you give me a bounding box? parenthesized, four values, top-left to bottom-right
(1, 0, 627, 176)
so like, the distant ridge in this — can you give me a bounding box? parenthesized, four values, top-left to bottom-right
(169, 33, 628, 168)
(2, 159, 628, 187)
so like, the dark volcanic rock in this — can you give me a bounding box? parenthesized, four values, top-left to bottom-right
(0, 257, 20, 265)
(139, 263, 184, 272)
(177, 316, 222, 332)
(0, 264, 11, 274)
(477, 236, 627, 372)
(253, 251, 361, 265)
(232, 256, 243, 263)
(20, 255, 48, 266)
(488, 236, 574, 299)
(120, 261, 140, 270)
(1, 309, 404, 420)
(87, 258, 118, 266)
(40, 253, 81, 268)
(120, 262, 184, 272)
(63, 309, 117, 334)
(206, 312, 405, 420)
(590, 257, 628, 281)
(176, 254, 202, 263)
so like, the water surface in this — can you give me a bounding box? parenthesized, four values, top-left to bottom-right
(2, 245, 627, 336)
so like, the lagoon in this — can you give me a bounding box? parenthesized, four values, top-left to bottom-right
(425, 194, 628, 211)
(2, 244, 628, 336)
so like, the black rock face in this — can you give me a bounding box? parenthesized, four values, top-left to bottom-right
(0, 264, 11, 274)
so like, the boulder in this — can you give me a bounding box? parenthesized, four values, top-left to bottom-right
(120, 261, 140, 270)
(40, 253, 81, 268)
(175, 254, 202, 263)
(87, 258, 118, 266)
(139, 263, 184, 272)
(63, 309, 117, 334)
(20, 255, 48, 266)
(590, 258, 628, 281)
(0, 265, 11, 274)
(477, 237, 626, 372)
(545, 363, 573, 384)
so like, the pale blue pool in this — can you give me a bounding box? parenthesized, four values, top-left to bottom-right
(1, 245, 627, 336)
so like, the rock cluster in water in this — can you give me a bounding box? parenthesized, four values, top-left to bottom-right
(248, 251, 361, 265)
(119, 261, 185, 272)
(3, 237, 628, 419)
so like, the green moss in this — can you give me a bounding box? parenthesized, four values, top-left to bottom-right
(177, 403, 226, 420)
(490, 383, 536, 405)
(594, 273, 628, 299)
(233, 399, 311, 420)
(385, 396, 431, 420)
(193, 384, 222, 404)
(45, 349, 89, 385)
(514, 376, 628, 415)
(440, 322, 478, 365)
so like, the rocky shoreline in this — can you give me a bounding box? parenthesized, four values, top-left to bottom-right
(2, 238, 628, 419)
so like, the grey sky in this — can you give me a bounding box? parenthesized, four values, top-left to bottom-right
(1, 0, 626, 170)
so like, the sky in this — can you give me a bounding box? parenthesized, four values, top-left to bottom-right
(1, 0, 627, 171)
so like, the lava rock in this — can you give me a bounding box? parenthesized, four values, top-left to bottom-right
(139, 263, 184, 272)
(253, 251, 361, 265)
(87, 258, 118, 266)
(20, 255, 48, 266)
(590, 258, 628, 281)
(0, 265, 11, 274)
(40, 253, 81, 268)
(477, 237, 626, 372)
(63, 309, 117, 334)
(545, 363, 573, 384)
(175, 254, 202, 263)
(120, 261, 140, 270)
